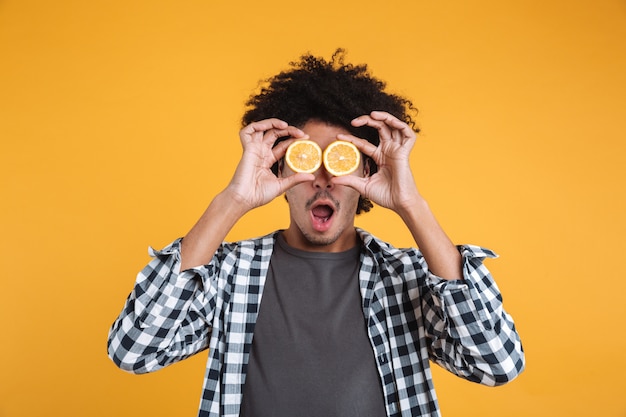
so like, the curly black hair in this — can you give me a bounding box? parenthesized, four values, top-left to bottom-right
(241, 49, 419, 214)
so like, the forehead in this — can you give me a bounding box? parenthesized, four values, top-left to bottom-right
(300, 120, 350, 149)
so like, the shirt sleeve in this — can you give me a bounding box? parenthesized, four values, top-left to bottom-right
(423, 244, 525, 386)
(107, 238, 217, 374)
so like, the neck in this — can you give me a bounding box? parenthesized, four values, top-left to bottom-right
(281, 227, 359, 253)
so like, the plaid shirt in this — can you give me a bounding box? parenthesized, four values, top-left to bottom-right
(108, 229, 524, 417)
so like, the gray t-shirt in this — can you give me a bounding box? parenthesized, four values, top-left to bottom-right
(239, 233, 386, 417)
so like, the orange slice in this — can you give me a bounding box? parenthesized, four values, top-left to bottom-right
(285, 140, 323, 173)
(323, 141, 361, 176)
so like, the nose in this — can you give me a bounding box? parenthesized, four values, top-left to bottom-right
(312, 165, 334, 189)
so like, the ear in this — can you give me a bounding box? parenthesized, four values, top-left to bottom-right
(363, 157, 372, 178)
(277, 159, 285, 178)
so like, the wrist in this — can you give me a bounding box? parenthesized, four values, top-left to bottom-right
(215, 188, 251, 218)
(395, 192, 427, 221)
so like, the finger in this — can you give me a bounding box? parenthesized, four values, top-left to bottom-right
(278, 172, 315, 191)
(369, 111, 406, 128)
(369, 111, 416, 143)
(331, 174, 367, 195)
(241, 118, 289, 135)
(262, 126, 306, 145)
(240, 119, 292, 144)
(335, 133, 378, 158)
(270, 137, 294, 161)
(352, 112, 402, 127)
(353, 112, 415, 143)
(351, 114, 393, 142)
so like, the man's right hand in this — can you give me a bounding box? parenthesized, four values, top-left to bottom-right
(226, 118, 315, 212)
(180, 119, 313, 270)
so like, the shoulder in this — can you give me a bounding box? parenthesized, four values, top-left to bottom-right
(356, 228, 424, 268)
(216, 231, 279, 264)
(222, 231, 278, 251)
(357, 228, 419, 255)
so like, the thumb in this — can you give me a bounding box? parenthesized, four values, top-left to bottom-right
(331, 175, 367, 195)
(278, 173, 315, 193)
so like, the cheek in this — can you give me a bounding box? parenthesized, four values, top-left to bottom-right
(284, 187, 303, 208)
(341, 188, 362, 212)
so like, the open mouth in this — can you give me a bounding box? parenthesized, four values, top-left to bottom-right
(310, 202, 335, 232)
(311, 204, 334, 223)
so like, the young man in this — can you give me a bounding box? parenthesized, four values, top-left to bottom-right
(108, 50, 525, 417)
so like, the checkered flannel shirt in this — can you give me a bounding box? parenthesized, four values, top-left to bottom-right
(108, 229, 524, 417)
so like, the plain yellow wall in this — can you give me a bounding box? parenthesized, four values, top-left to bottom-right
(1, 1, 625, 416)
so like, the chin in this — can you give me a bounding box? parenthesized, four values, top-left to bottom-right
(305, 235, 340, 247)
(300, 227, 350, 249)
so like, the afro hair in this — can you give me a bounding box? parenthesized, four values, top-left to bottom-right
(241, 49, 419, 214)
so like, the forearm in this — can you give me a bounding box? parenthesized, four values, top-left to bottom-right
(181, 189, 248, 270)
(431, 306, 525, 386)
(425, 251, 525, 385)
(108, 243, 211, 373)
(108, 286, 207, 373)
(397, 196, 462, 280)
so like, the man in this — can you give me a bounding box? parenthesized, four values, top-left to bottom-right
(108, 50, 525, 417)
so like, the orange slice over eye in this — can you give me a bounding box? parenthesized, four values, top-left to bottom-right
(285, 140, 323, 173)
(323, 141, 361, 176)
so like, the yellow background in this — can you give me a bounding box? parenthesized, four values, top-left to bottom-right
(1, 0, 625, 416)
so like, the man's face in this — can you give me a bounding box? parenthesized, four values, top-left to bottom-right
(280, 120, 366, 252)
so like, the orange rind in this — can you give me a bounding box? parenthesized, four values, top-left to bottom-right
(285, 140, 323, 173)
(323, 141, 361, 176)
